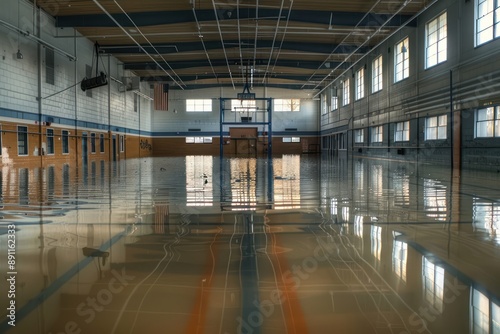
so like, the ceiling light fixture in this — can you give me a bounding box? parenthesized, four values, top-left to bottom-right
(16, 49, 23, 59)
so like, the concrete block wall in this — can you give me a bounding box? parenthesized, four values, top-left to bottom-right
(319, 0, 500, 170)
(0, 0, 153, 164)
(152, 86, 319, 135)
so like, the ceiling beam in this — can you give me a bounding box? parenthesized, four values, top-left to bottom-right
(124, 59, 344, 70)
(55, 9, 415, 28)
(100, 40, 370, 55)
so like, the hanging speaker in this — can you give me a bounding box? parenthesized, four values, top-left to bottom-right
(81, 72, 108, 91)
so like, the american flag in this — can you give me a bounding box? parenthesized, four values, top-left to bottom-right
(154, 83, 169, 111)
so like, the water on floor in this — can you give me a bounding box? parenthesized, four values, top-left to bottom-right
(1, 155, 499, 334)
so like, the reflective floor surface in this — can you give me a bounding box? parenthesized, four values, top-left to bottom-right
(1, 155, 499, 334)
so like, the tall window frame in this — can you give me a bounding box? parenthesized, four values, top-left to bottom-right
(46, 128, 55, 155)
(394, 121, 410, 142)
(475, 0, 500, 46)
(395, 37, 410, 82)
(331, 96, 338, 111)
(342, 78, 350, 106)
(18, 126, 28, 156)
(90, 133, 96, 153)
(100, 133, 105, 153)
(425, 12, 448, 69)
(62, 130, 69, 154)
(355, 68, 365, 100)
(372, 56, 383, 93)
(425, 115, 447, 140)
(371, 125, 383, 143)
(476, 106, 500, 137)
(354, 129, 364, 143)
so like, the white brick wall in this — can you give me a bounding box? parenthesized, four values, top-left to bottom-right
(0, 0, 152, 133)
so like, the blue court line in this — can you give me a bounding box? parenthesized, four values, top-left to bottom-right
(0, 231, 126, 333)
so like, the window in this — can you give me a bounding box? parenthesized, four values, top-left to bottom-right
(62, 130, 69, 154)
(354, 129, 364, 143)
(120, 135, 124, 152)
(476, 106, 500, 137)
(476, 0, 500, 45)
(355, 68, 365, 100)
(394, 121, 410, 142)
(425, 115, 447, 140)
(372, 56, 383, 93)
(342, 78, 350, 106)
(321, 95, 328, 115)
(395, 37, 410, 82)
(274, 99, 300, 112)
(18, 126, 28, 156)
(186, 137, 213, 144)
(282, 137, 300, 143)
(186, 99, 212, 112)
(331, 96, 338, 111)
(100, 133, 105, 153)
(426, 12, 447, 68)
(90, 133, 96, 153)
(46, 128, 54, 155)
(371, 125, 383, 143)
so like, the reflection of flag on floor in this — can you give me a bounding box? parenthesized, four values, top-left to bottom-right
(154, 203, 169, 234)
(154, 83, 169, 111)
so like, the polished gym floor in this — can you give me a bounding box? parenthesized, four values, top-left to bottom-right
(0, 155, 499, 334)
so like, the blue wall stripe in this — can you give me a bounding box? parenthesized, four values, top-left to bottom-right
(1, 107, 320, 138)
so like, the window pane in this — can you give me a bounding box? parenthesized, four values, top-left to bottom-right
(493, 302, 500, 334)
(426, 12, 447, 68)
(438, 115, 447, 126)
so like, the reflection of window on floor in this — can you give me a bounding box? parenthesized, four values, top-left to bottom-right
(330, 198, 338, 215)
(424, 179, 448, 221)
(371, 225, 382, 260)
(370, 165, 383, 197)
(274, 154, 300, 209)
(392, 240, 407, 282)
(393, 173, 410, 207)
(186, 156, 213, 206)
(354, 161, 365, 191)
(423, 257, 445, 313)
(471, 288, 500, 334)
(342, 205, 350, 223)
(231, 158, 257, 209)
(354, 215, 363, 238)
(473, 198, 500, 242)
(19, 168, 29, 205)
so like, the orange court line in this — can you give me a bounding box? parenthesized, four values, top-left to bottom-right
(270, 232, 309, 334)
(184, 229, 222, 334)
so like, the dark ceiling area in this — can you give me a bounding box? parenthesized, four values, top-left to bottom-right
(35, 0, 430, 90)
